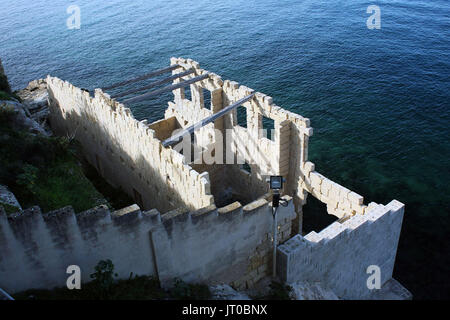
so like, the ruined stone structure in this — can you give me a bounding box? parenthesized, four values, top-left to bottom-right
(0, 58, 408, 299)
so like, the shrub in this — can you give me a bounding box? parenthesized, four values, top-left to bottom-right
(169, 278, 211, 300)
(266, 281, 293, 300)
(89, 259, 118, 298)
(0, 74, 11, 94)
(16, 164, 39, 195)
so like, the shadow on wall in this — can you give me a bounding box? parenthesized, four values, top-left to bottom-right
(49, 105, 190, 214)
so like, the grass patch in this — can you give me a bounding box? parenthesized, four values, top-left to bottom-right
(169, 278, 211, 300)
(13, 260, 210, 300)
(0, 108, 106, 213)
(13, 275, 167, 300)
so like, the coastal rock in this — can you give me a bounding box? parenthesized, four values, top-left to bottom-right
(210, 284, 251, 300)
(16, 79, 50, 133)
(0, 185, 22, 212)
(0, 58, 12, 94)
(0, 100, 48, 136)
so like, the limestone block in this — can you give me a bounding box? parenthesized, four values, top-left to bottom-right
(348, 192, 363, 205)
(337, 185, 350, 201)
(309, 172, 324, 190)
(321, 178, 332, 196)
(230, 81, 239, 89)
(303, 161, 315, 172)
(263, 95, 273, 106)
(303, 127, 313, 136)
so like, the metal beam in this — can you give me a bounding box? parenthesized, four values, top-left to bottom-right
(111, 69, 194, 99)
(162, 93, 255, 148)
(101, 65, 181, 91)
(122, 73, 210, 104)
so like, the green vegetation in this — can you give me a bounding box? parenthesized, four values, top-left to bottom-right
(266, 281, 293, 300)
(14, 260, 210, 300)
(81, 160, 134, 210)
(0, 73, 11, 94)
(0, 90, 12, 101)
(0, 201, 20, 215)
(0, 107, 106, 214)
(169, 278, 211, 300)
(0, 90, 21, 102)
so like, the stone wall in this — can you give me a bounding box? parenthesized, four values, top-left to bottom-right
(47, 77, 213, 213)
(0, 195, 295, 293)
(277, 200, 404, 299)
(168, 57, 314, 212)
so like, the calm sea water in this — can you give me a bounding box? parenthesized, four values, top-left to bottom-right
(1, 0, 449, 299)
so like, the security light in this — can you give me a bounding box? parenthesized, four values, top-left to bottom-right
(269, 175, 283, 190)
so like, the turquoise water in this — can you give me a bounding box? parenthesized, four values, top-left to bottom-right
(1, 0, 449, 299)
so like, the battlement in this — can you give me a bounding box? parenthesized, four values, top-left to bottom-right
(277, 200, 404, 299)
(0, 193, 296, 293)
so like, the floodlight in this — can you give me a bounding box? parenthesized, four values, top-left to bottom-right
(269, 176, 283, 190)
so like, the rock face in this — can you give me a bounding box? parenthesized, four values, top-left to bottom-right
(0, 185, 22, 211)
(210, 284, 251, 300)
(16, 79, 50, 133)
(0, 58, 12, 94)
(0, 99, 48, 135)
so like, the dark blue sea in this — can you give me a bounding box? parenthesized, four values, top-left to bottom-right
(1, 0, 449, 299)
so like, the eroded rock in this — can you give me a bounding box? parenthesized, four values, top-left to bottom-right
(16, 79, 50, 132)
(0, 100, 48, 136)
(0, 185, 22, 212)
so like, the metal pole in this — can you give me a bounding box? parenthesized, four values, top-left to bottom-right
(101, 65, 181, 91)
(162, 93, 255, 147)
(272, 206, 278, 278)
(111, 69, 194, 99)
(122, 73, 210, 104)
(0, 288, 14, 300)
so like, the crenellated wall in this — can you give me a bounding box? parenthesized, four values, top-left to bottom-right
(47, 77, 214, 213)
(0, 195, 295, 293)
(277, 200, 404, 299)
